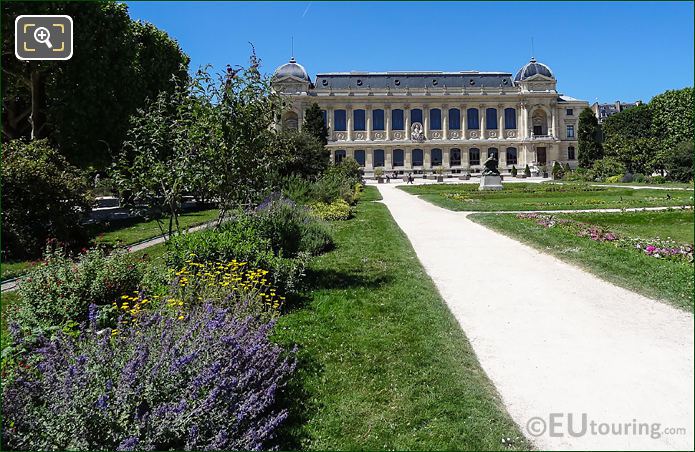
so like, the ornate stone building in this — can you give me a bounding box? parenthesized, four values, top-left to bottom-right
(272, 57, 588, 176)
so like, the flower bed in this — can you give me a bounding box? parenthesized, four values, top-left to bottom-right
(516, 213, 694, 263)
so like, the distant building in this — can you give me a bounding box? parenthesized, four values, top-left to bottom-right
(591, 100, 643, 123)
(272, 57, 588, 175)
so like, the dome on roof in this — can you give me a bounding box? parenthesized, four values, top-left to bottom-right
(272, 57, 310, 82)
(514, 58, 554, 82)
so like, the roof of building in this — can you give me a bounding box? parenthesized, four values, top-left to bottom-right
(311, 71, 515, 90)
(514, 57, 554, 82)
(272, 57, 310, 82)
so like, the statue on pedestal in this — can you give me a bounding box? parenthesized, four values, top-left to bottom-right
(482, 153, 500, 176)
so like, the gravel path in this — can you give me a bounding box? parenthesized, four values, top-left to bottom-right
(376, 183, 694, 451)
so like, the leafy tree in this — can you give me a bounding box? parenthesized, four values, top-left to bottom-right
(590, 157, 626, 181)
(650, 87, 694, 152)
(271, 130, 330, 180)
(601, 104, 653, 140)
(303, 102, 329, 146)
(2, 139, 92, 259)
(577, 107, 603, 168)
(663, 141, 693, 182)
(510, 165, 517, 177)
(524, 164, 531, 177)
(1, 2, 189, 169)
(603, 134, 658, 174)
(551, 161, 564, 179)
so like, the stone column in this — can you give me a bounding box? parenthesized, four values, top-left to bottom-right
(462, 147, 470, 169)
(327, 107, 334, 142)
(346, 148, 354, 160)
(442, 105, 449, 139)
(385, 147, 392, 169)
(405, 148, 412, 169)
(366, 105, 372, 141)
(385, 105, 391, 140)
(366, 148, 373, 170)
(424, 147, 431, 169)
(498, 104, 504, 139)
(461, 105, 467, 139)
(479, 105, 485, 139)
(423, 105, 429, 139)
(299, 102, 306, 131)
(346, 106, 353, 141)
(404, 105, 411, 139)
(443, 148, 450, 169)
(499, 145, 507, 168)
(550, 105, 557, 138)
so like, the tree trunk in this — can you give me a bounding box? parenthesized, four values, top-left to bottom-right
(30, 68, 47, 140)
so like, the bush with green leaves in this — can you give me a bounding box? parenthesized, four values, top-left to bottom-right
(590, 157, 627, 181)
(1, 139, 92, 260)
(10, 246, 146, 336)
(510, 166, 517, 177)
(309, 199, 353, 221)
(524, 164, 531, 178)
(551, 162, 564, 180)
(664, 141, 694, 182)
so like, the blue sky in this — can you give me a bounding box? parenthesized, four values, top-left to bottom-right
(127, 1, 694, 104)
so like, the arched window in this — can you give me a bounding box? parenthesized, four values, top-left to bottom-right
(486, 108, 498, 130)
(504, 108, 517, 129)
(354, 109, 366, 131)
(392, 109, 404, 130)
(431, 148, 443, 166)
(467, 108, 479, 129)
(487, 147, 498, 159)
(506, 147, 518, 165)
(373, 109, 385, 131)
(335, 149, 346, 164)
(469, 148, 481, 166)
(334, 110, 347, 131)
(374, 149, 385, 167)
(448, 108, 461, 130)
(393, 149, 404, 167)
(568, 146, 576, 160)
(429, 109, 442, 130)
(411, 109, 423, 125)
(450, 148, 461, 166)
(354, 150, 366, 167)
(412, 149, 424, 166)
(283, 111, 299, 130)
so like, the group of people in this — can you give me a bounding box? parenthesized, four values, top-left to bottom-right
(383, 171, 415, 184)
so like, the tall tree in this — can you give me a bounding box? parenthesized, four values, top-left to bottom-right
(577, 107, 603, 168)
(1, 2, 189, 169)
(601, 104, 653, 140)
(649, 87, 694, 152)
(303, 102, 329, 146)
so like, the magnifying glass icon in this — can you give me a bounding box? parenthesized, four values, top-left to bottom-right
(33, 27, 53, 49)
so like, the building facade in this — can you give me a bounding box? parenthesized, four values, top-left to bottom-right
(272, 57, 588, 176)
(591, 100, 643, 123)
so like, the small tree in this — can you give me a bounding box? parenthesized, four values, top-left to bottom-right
(524, 164, 531, 177)
(510, 165, 517, 177)
(664, 141, 694, 182)
(303, 102, 329, 146)
(578, 107, 604, 168)
(552, 161, 564, 179)
(563, 162, 572, 174)
(271, 130, 330, 180)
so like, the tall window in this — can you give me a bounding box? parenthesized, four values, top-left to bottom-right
(487, 147, 498, 159)
(450, 148, 461, 166)
(448, 108, 461, 130)
(373, 109, 385, 131)
(568, 146, 576, 160)
(486, 108, 498, 130)
(392, 109, 404, 130)
(354, 150, 365, 167)
(469, 148, 481, 166)
(411, 108, 423, 125)
(467, 108, 479, 129)
(504, 108, 517, 129)
(374, 149, 385, 167)
(354, 109, 366, 131)
(431, 148, 443, 166)
(506, 147, 518, 165)
(429, 109, 442, 130)
(393, 149, 404, 167)
(334, 110, 346, 131)
(321, 110, 327, 127)
(412, 149, 424, 166)
(566, 125, 575, 138)
(335, 149, 346, 164)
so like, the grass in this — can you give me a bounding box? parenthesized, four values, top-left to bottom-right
(1, 209, 218, 282)
(274, 186, 529, 450)
(469, 211, 694, 311)
(399, 182, 694, 212)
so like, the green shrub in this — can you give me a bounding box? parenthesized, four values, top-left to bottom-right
(552, 162, 564, 179)
(11, 246, 146, 335)
(605, 175, 623, 183)
(632, 173, 647, 183)
(1, 139, 93, 260)
(564, 163, 572, 173)
(647, 175, 667, 184)
(281, 175, 315, 204)
(591, 157, 626, 181)
(309, 199, 353, 221)
(664, 141, 694, 182)
(510, 166, 517, 177)
(524, 164, 532, 177)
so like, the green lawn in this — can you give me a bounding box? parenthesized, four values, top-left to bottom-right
(399, 183, 694, 211)
(274, 186, 529, 450)
(1, 209, 218, 282)
(470, 211, 694, 311)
